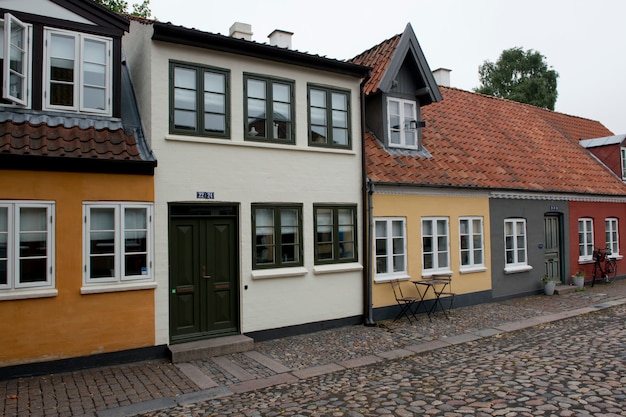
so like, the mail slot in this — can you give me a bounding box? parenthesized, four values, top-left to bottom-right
(214, 283, 230, 290)
(176, 286, 194, 294)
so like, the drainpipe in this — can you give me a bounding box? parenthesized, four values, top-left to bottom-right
(359, 76, 375, 326)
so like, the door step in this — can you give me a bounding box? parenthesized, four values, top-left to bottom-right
(554, 285, 578, 295)
(169, 335, 254, 363)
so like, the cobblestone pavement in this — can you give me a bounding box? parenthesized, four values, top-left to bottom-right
(1, 281, 626, 417)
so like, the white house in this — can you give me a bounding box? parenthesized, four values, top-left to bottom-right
(123, 19, 370, 355)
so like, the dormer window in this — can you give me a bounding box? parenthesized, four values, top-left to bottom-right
(1, 13, 32, 107)
(44, 29, 112, 115)
(387, 97, 418, 149)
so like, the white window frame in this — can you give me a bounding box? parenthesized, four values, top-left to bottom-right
(387, 97, 418, 149)
(43, 28, 112, 115)
(421, 217, 450, 275)
(504, 218, 530, 273)
(459, 216, 485, 271)
(1, 13, 32, 107)
(374, 217, 407, 281)
(621, 147, 626, 180)
(83, 202, 153, 286)
(0, 201, 55, 292)
(605, 217, 619, 257)
(578, 218, 594, 262)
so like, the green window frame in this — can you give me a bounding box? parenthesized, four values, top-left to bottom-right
(244, 74, 294, 143)
(170, 61, 230, 137)
(314, 205, 357, 264)
(252, 204, 302, 269)
(308, 85, 351, 149)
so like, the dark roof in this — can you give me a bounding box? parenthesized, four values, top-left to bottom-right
(350, 24, 441, 105)
(367, 87, 626, 196)
(150, 21, 371, 79)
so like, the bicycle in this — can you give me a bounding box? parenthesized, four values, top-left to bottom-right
(591, 247, 617, 286)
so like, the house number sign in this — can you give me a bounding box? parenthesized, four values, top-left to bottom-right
(196, 191, 215, 199)
(550, 205, 558, 211)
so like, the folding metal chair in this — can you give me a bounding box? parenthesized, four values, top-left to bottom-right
(390, 279, 418, 324)
(432, 273, 455, 316)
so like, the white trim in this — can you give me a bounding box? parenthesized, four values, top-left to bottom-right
(374, 273, 411, 284)
(421, 216, 450, 274)
(459, 216, 485, 270)
(2, 13, 31, 107)
(504, 265, 533, 274)
(251, 267, 308, 280)
(313, 262, 363, 275)
(80, 281, 157, 295)
(459, 266, 488, 274)
(504, 218, 528, 269)
(577, 217, 594, 261)
(374, 217, 407, 279)
(0, 288, 57, 301)
(387, 97, 418, 149)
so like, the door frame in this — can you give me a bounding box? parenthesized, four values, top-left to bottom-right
(543, 212, 565, 284)
(168, 202, 240, 344)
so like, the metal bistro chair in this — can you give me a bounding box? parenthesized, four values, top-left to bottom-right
(432, 273, 455, 316)
(390, 279, 418, 324)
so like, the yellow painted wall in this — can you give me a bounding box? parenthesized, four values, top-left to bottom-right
(372, 192, 491, 309)
(0, 170, 155, 366)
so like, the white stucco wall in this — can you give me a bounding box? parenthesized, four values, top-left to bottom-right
(124, 22, 364, 344)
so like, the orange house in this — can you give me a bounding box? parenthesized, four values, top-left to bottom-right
(0, 1, 157, 372)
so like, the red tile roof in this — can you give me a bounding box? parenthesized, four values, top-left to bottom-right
(367, 87, 626, 196)
(0, 119, 142, 161)
(350, 34, 400, 96)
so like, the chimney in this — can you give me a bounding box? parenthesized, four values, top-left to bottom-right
(432, 68, 451, 87)
(268, 29, 293, 49)
(229, 22, 253, 41)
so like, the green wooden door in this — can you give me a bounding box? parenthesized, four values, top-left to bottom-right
(169, 217, 238, 343)
(544, 215, 561, 283)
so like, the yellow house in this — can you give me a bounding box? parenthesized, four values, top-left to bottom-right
(0, 1, 157, 371)
(351, 25, 492, 321)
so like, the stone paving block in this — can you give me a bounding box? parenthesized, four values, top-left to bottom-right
(337, 354, 383, 369)
(404, 340, 450, 353)
(175, 363, 218, 389)
(176, 386, 233, 405)
(472, 328, 504, 337)
(290, 363, 345, 379)
(376, 348, 414, 360)
(535, 307, 596, 323)
(228, 373, 299, 394)
(96, 397, 177, 417)
(243, 350, 291, 373)
(495, 317, 542, 332)
(212, 356, 255, 381)
(442, 332, 482, 345)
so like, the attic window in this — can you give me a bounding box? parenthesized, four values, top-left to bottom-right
(387, 97, 418, 149)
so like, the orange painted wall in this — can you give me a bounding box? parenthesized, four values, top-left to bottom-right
(0, 170, 155, 366)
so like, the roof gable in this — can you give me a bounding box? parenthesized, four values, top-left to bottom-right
(351, 23, 441, 105)
(367, 87, 626, 196)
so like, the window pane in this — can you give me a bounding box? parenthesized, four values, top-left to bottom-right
(49, 33, 75, 106)
(332, 128, 348, 145)
(204, 92, 224, 113)
(311, 107, 326, 126)
(273, 83, 290, 102)
(375, 221, 387, 238)
(175, 86, 196, 111)
(125, 208, 146, 229)
(204, 71, 224, 93)
(20, 258, 46, 283)
(392, 220, 403, 236)
(332, 109, 347, 128)
(316, 208, 333, 261)
(332, 92, 347, 111)
(174, 67, 196, 89)
(255, 209, 274, 265)
(310, 89, 325, 107)
(393, 254, 404, 272)
(83, 86, 105, 110)
(125, 253, 147, 276)
(204, 114, 225, 133)
(175, 110, 196, 130)
(247, 79, 265, 99)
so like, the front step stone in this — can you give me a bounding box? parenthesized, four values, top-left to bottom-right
(554, 284, 579, 295)
(169, 335, 254, 363)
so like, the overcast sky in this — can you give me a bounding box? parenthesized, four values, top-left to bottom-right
(148, 0, 625, 135)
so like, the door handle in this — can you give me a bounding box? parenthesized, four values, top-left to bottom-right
(202, 265, 211, 279)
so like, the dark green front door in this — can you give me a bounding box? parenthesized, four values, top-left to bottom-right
(169, 215, 238, 343)
(544, 214, 562, 283)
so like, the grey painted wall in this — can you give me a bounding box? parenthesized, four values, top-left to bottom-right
(489, 198, 570, 299)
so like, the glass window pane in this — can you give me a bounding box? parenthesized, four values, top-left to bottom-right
(332, 110, 347, 128)
(125, 253, 146, 276)
(375, 221, 387, 238)
(175, 110, 196, 130)
(332, 129, 348, 145)
(175, 88, 196, 111)
(392, 220, 403, 236)
(84, 39, 106, 65)
(174, 67, 196, 89)
(311, 107, 326, 126)
(20, 258, 47, 283)
(273, 83, 290, 102)
(204, 71, 224, 93)
(310, 89, 325, 107)
(332, 92, 347, 111)
(125, 208, 146, 229)
(393, 254, 404, 272)
(247, 79, 265, 99)
(83, 86, 105, 110)
(204, 92, 224, 113)
(204, 114, 225, 133)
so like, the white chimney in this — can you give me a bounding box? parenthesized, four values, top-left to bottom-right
(432, 68, 451, 87)
(229, 22, 253, 41)
(268, 29, 293, 49)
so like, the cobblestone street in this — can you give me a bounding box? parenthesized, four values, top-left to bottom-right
(140, 304, 626, 416)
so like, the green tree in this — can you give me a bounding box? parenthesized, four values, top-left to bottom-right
(475, 47, 559, 110)
(93, 0, 152, 18)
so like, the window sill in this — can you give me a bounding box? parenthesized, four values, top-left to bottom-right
(165, 134, 356, 155)
(0, 288, 58, 301)
(81, 281, 157, 295)
(459, 266, 487, 274)
(504, 265, 533, 274)
(577, 258, 594, 265)
(421, 269, 453, 279)
(251, 267, 308, 280)
(374, 274, 411, 284)
(313, 263, 363, 275)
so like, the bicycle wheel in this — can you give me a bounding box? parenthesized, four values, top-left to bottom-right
(605, 259, 617, 283)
